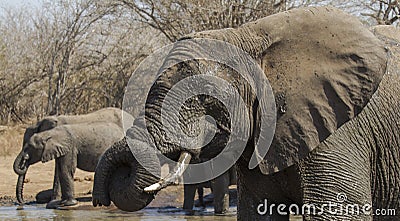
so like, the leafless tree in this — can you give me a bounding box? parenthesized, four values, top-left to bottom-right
(114, 0, 314, 42)
(360, 0, 399, 25)
(1, 0, 398, 125)
(0, 0, 163, 124)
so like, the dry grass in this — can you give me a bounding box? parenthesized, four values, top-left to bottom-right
(0, 124, 26, 157)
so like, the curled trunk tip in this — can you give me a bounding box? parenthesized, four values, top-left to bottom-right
(92, 138, 161, 212)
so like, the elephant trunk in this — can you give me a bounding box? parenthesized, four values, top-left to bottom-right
(14, 152, 30, 204)
(13, 152, 29, 175)
(16, 174, 26, 204)
(92, 137, 161, 212)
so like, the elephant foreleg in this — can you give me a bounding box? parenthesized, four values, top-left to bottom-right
(197, 186, 204, 207)
(51, 163, 61, 200)
(236, 159, 292, 221)
(211, 170, 230, 214)
(183, 184, 197, 214)
(57, 152, 78, 207)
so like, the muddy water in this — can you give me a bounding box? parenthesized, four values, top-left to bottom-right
(0, 205, 302, 220)
(0, 205, 238, 220)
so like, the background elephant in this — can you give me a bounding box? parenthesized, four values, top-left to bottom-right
(92, 6, 400, 220)
(15, 107, 134, 204)
(21, 107, 133, 149)
(183, 166, 236, 214)
(14, 122, 124, 209)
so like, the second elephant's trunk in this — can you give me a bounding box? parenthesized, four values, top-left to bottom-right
(13, 152, 29, 175)
(14, 152, 30, 204)
(92, 137, 161, 212)
(16, 174, 26, 204)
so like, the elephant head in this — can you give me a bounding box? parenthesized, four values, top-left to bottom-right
(92, 7, 388, 211)
(22, 116, 58, 149)
(14, 130, 69, 204)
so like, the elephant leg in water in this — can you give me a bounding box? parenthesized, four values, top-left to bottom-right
(197, 186, 204, 207)
(211, 171, 230, 214)
(57, 150, 78, 206)
(52, 163, 61, 200)
(39, 153, 78, 208)
(183, 169, 231, 214)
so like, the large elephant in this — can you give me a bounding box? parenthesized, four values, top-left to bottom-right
(14, 122, 124, 209)
(92, 7, 400, 220)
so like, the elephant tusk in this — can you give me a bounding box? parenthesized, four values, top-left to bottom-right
(20, 154, 29, 171)
(144, 151, 192, 193)
(22, 154, 29, 164)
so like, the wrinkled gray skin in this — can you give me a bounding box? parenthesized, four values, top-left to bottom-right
(21, 107, 131, 148)
(183, 166, 236, 214)
(14, 122, 125, 209)
(14, 107, 134, 205)
(93, 7, 400, 220)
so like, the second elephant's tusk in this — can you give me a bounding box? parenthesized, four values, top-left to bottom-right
(144, 151, 192, 193)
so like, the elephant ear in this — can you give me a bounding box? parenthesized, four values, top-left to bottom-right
(250, 7, 388, 174)
(41, 133, 70, 163)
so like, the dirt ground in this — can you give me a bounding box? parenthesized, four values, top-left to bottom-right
(0, 124, 203, 209)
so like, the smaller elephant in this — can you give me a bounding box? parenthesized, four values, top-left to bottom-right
(14, 122, 124, 208)
(15, 107, 134, 204)
(183, 166, 237, 214)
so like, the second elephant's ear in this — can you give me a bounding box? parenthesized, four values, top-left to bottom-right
(41, 135, 69, 163)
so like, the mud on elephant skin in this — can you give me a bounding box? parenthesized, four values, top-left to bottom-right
(14, 122, 125, 209)
(93, 6, 400, 220)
